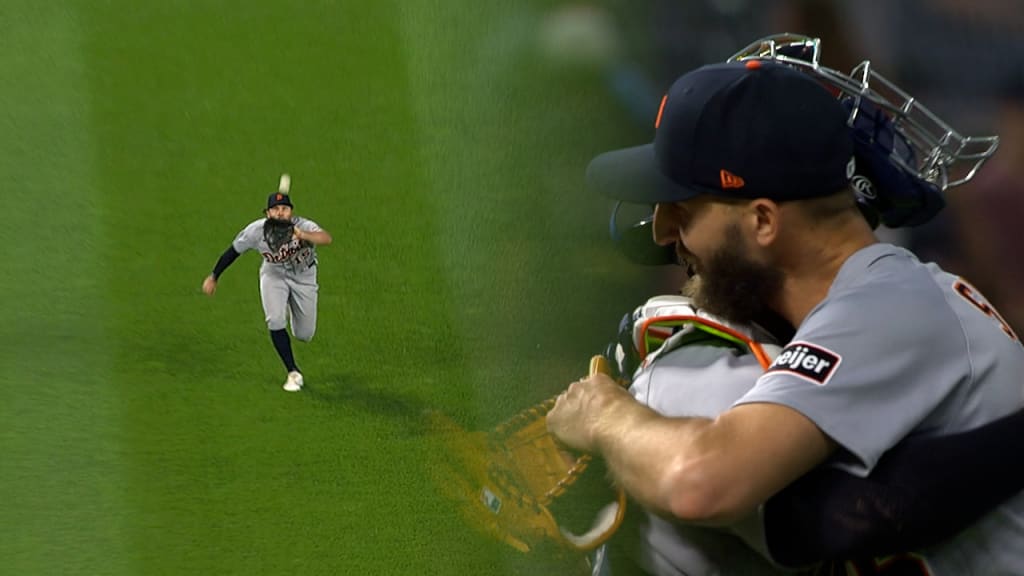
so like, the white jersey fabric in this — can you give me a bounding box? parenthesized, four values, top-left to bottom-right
(737, 243, 1024, 575)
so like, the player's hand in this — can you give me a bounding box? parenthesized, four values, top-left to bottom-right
(293, 227, 304, 242)
(548, 373, 633, 453)
(202, 275, 217, 296)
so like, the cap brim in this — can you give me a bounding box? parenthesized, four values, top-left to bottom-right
(586, 143, 700, 204)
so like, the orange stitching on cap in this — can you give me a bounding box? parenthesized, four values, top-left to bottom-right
(654, 94, 668, 129)
(720, 169, 745, 189)
(745, 60, 762, 69)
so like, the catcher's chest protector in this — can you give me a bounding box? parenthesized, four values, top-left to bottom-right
(631, 295, 780, 371)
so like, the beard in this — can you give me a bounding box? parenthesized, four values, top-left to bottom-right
(681, 225, 784, 327)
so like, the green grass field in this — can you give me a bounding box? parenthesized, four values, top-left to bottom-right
(1, 2, 667, 573)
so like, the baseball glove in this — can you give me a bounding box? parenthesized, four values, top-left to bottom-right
(427, 355, 626, 556)
(263, 217, 295, 252)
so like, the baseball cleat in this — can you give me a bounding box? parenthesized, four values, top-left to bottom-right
(283, 371, 304, 392)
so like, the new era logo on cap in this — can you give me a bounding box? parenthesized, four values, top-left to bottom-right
(765, 341, 841, 385)
(720, 169, 745, 189)
(655, 94, 669, 129)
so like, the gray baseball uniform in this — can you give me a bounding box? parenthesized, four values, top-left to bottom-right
(613, 336, 790, 576)
(596, 295, 789, 575)
(738, 243, 1024, 575)
(232, 216, 323, 340)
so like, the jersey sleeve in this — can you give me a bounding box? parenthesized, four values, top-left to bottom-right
(734, 281, 969, 475)
(231, 219, 266, 253)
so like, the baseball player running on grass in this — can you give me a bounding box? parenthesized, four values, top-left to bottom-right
(201, 175, 332, 392)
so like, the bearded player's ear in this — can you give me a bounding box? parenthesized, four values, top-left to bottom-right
(747, 198, 781, 248)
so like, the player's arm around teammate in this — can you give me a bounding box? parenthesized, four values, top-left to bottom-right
(550, 369, 835, 524)
(551, 190, 855, 524)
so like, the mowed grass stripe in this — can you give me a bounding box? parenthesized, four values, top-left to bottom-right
(396, 3, 667, 573)
(396, 1, 666, 424)
(0, 3, 132, 574)
(81, 2, 496, 574)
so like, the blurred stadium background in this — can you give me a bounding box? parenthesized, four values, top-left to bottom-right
(1, 1, 1020, 574)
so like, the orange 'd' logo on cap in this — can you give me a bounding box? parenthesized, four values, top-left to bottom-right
(654, 95, 668, 129)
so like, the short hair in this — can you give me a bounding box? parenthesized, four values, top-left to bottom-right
(793, 187, 860, 223)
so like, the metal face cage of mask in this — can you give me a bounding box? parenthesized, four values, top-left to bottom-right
(727, 33, 998, 193)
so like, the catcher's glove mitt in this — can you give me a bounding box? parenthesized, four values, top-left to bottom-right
(427, 356, 626, 556)
(263, 217, 295, 252)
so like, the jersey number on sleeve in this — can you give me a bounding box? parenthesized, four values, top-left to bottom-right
(954, 279, 1020, 344)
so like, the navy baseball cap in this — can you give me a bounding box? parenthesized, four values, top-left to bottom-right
(266, 192, 293, 209)
(587, 60, 855, 203)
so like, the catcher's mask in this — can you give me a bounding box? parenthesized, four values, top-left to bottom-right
(266, 192, 293, 210)
(727, 33, 998, 228)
